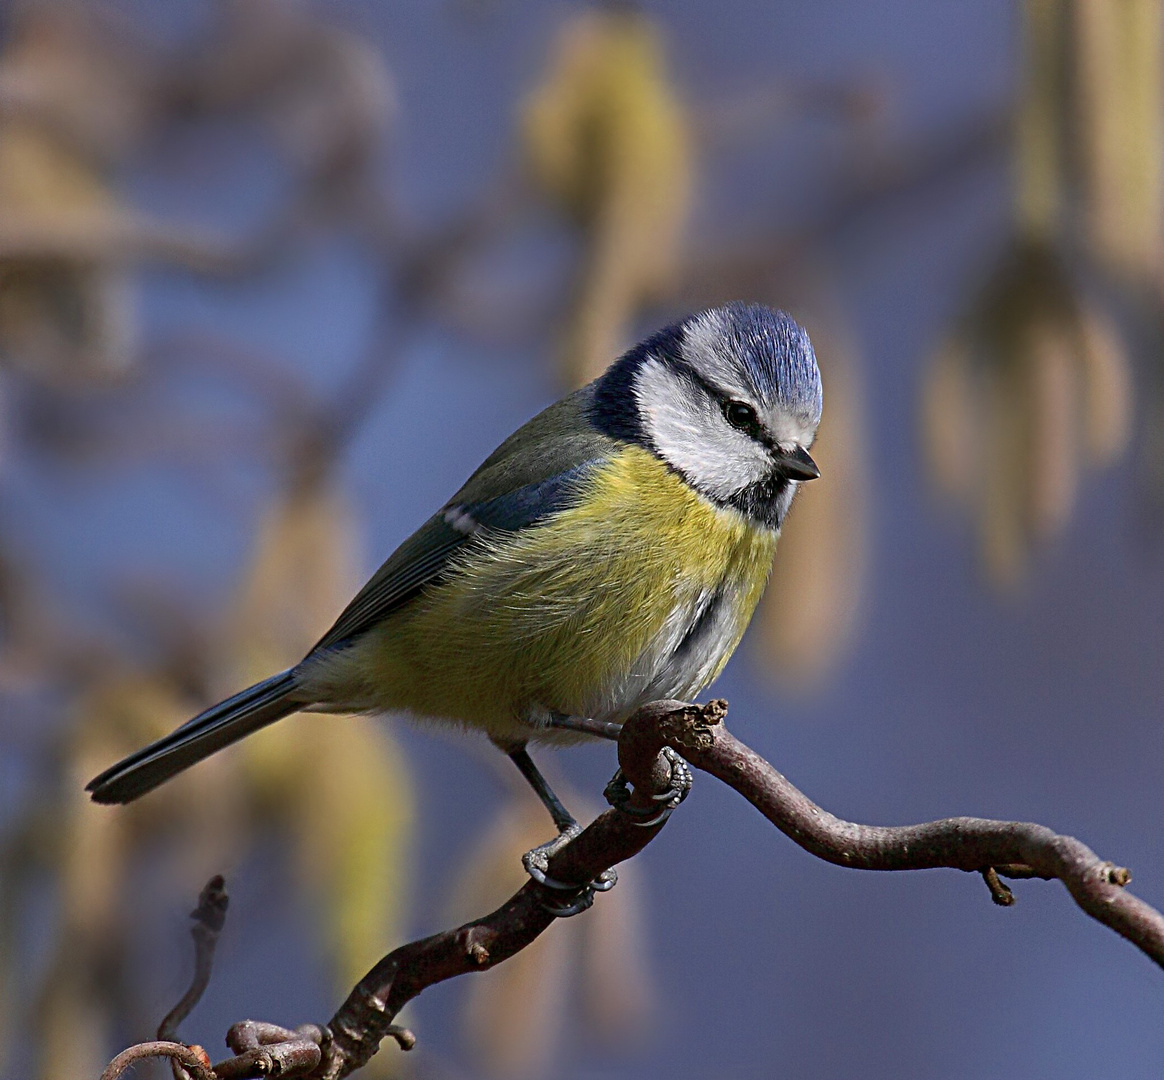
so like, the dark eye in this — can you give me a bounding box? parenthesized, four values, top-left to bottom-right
(724, 400, 759, 433)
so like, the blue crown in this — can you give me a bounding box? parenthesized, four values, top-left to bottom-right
(591, 303, 822, 443)
(709, 302, 822, 423)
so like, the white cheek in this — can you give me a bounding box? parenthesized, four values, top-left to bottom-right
(635, 358, 770, 499)
(768, 413, 817, 450)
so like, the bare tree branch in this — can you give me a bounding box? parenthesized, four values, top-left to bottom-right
(100, 698, 1164, 1080)
(644, 701, 1160, 963)
(676, 108, 1010, 307)
(98, 1041, 214, 1080)
(0, 215, 239, 271)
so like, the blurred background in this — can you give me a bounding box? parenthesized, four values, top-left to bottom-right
(1, 1, 1163, 1077)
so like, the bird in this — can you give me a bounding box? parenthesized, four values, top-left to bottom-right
(87, 302, 821, 897)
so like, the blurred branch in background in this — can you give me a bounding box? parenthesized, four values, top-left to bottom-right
(176, 0, 399, 245)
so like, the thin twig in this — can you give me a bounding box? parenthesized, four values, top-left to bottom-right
(98, 1040, 215, 1080)
(158, 875, 229, 1041)
(215, 1021, 328, 1079)
(981, 867, 1016, 906)
(157, 875, 229, 1080)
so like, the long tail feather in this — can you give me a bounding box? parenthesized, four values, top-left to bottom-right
(86, 670, 302, 804)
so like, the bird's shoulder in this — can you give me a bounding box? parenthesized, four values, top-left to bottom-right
(448, 382, 620, 507)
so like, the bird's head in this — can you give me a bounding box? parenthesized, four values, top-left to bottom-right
(592, 303, 823, 529)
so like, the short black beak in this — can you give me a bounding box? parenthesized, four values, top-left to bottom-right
(773, 445, 820, 482)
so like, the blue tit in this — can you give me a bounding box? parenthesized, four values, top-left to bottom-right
(88, 302, 822, 845)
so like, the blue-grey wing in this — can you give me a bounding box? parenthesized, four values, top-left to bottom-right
(310, 514, 467, 652)
(311, 385, 619, 652)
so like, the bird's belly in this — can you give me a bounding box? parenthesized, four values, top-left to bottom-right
(579, 582, 751, 722)
(307, 447, 778, 742)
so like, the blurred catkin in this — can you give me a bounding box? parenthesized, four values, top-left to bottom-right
(522, 7, 693, 388)
(0, 119, 136, 378)
(0, 7, 152, 379)
(230, 480, 414, 991)
(924, 242, 1130, 584)
(753, 318, 868, 687)
(33, 672, 213, 1080)
(921, 0, 1134, 584)
(1069, 0, 1164, 532)
(1071, 0, 1163, 273)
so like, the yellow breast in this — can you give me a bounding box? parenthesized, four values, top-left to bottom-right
(350, 446, 779, 740)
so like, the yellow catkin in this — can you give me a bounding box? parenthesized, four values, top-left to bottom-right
(522, 9, 693, 387)
(232, 482, 414, 994)
(1074, 0, 1163, 270)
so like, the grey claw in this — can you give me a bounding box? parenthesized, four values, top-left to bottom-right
(521, 824, 618, 916)
(522, 823, 582, 891)
(604, 746, 692, 826)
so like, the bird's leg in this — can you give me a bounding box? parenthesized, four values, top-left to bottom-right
(546, 713, 623, 741)
(507, 746, 577, 833)
(504, 745, 617, 916)
(547, 713, 691, 825)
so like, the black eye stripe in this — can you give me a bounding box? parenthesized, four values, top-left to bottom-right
(662, 358, 770, 444)
(668, 361, 759, 420)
